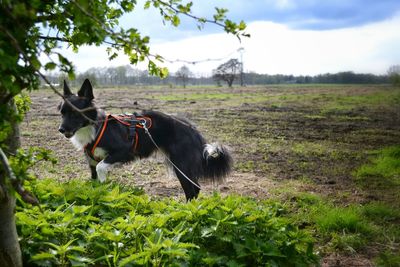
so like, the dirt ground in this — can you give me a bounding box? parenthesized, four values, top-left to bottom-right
(22, 84, 400, 266)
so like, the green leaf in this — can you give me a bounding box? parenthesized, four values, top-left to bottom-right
(67, 255, 93, 264)
(72, 205, 91, 214)
(31, 252, 56, 260)
(158, 67, 168, 78)
(172, 15, 180, 27)
(30, 57, 41, 70)
(119, 252, 148, 267)
(44, 62, 57, 71)
(239, 21, 247, 30)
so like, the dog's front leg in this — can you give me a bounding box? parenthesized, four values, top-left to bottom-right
(90, 165, 97, 180)
(96, 160, 112, 183)
(95, 153, 128, 182)
(86, 155, 99, 180)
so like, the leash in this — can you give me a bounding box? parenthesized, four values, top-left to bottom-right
(140, 120, 202, 190)
(86, 114, 201, 190)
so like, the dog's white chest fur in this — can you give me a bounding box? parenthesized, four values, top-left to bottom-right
(70, 125, 96, 150)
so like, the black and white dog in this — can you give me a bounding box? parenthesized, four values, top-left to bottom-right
(58, 79, 232, 200)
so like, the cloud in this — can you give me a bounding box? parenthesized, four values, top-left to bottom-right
(225, 0, 400, 30)
(56, 8, 400, 76)
(149, 14, 400, 76)
(284, 0, 400, 30)
(120, 0, 400, 43)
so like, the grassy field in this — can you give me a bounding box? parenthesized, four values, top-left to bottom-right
(22, 84, 400, 266)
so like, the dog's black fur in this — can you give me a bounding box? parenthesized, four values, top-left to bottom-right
(58, 79, 233, 200)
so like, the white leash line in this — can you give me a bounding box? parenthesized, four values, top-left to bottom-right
(141, 122, 202, 190)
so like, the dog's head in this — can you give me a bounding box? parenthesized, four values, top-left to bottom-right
(58, 79, 97, 138)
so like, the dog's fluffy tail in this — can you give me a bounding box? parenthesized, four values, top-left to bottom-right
(202, 142, 233, 182)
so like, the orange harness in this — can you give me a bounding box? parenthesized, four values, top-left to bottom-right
(84, 114, 152, 162)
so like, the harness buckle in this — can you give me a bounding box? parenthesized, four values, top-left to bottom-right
(139, 119, 147, 128)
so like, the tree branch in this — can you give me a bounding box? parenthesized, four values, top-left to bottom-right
(37, 72, 99, 123)
(70, 0, 163, 63)
(38, 35, 71, 43)
(36, 14, 57, 23)
(39, 35, 119, 48)
(0, 93, 15, 105)
(1, 25, 98, 124)
(156, 0, 225, 28)
(0, 148, 40, 206)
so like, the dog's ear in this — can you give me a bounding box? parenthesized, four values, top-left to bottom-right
(78, 79, 94, 100)
(63, 80, 73, 96)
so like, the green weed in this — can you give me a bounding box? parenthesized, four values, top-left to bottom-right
(280, 192, 376, 255)
(314, 205, 372, 235)
(235, 160, 255, 172)
(377, 251, 400, 267)
(17, 179, 318, 266)
(291, 142, 325, 157)
(294, 192, 323, 206)
(362, 202, 400, 223)
(320, 90, 400, 115)
(158, 92, 232, 101)
(330, 233, 367, 253)
(355, 146, 400, 184)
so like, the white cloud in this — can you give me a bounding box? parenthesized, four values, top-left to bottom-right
(59, 13, 400, 76)
(155, 14, 400, 75)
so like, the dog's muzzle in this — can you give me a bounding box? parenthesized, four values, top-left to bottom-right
(59, 127, 74, 138)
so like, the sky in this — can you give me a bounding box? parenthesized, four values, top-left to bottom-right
(62, 0, 400, 76)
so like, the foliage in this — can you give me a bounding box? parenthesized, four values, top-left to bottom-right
(9, 147, 57, 182)
(14, 94, 31, 119)
(245, 71, 389, 85)
(16, 179, 318, 266)
(0, 94, 31, 145)
(387, 65, 400, 86)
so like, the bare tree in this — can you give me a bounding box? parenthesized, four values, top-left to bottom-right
(212, 58, 242, 87)
(175, 65, 192, 88)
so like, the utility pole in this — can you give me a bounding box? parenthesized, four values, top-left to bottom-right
(238, 47, 244, 86)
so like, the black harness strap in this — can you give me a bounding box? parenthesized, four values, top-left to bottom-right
(84, 113, 152, 163)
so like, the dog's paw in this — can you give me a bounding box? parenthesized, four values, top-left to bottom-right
(96, 161, 110, 183)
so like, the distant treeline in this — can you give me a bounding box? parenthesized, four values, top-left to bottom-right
(245, 71, 389, 84)
(43, 65, 389, 87)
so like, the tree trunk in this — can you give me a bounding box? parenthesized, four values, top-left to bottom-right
(0, 99, 23, 267)
(0, 197, 21, 267)
(227, 78, 234, 87)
